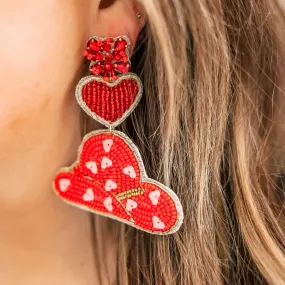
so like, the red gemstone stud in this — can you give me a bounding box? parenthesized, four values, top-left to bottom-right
(53, 35, 184, 235)
(84, 36, 131, 82)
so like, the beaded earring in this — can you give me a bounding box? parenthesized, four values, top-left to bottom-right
(53, 36, 184, 235)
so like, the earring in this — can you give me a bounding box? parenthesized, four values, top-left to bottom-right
(53, 36, 183, 235)
(136, 12, 142, 19)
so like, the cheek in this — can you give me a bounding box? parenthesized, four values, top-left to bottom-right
(0, 0, 92, 146)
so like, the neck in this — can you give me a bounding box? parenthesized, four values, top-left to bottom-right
(0, 100, 99, 284)
(0, 199, 98, 285)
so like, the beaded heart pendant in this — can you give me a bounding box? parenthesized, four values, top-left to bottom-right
(53, 36, 184, 235)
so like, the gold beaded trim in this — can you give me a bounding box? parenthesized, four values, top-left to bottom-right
(115, 187, 145, 201)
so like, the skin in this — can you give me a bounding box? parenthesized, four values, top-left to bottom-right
(0, 0, 142, 284)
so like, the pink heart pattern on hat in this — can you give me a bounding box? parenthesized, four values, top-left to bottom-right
(53, 130, 183, 235)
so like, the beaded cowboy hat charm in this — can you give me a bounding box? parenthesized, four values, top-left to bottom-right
(53, 36, 184, 235)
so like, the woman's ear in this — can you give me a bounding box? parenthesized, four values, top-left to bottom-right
(91, 0, 145, 51)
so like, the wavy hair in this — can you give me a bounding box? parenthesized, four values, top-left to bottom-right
(83, 0, 285, 284)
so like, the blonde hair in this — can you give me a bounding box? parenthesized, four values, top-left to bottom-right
(83, 0, 285, 284)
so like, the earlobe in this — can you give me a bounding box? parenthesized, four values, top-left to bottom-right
(93, 0, 145, 52)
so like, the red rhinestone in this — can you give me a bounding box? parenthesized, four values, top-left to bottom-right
(114, 39, 127, 51)
(105, 63, 113, 71)
(122, 56, 129, 62)
(119, 50, 126, 56)
(105, 53, 113, 61)
(87, 54, 94, 61)
(88, 40, 100, 51)
(106, 38, 113, 43)
(90, 65, 103, 75)
(115, 63, 130, 73)
(95, 52, 103, 60)
(113, 53, 122, 61)
(103, 44, 112, 51)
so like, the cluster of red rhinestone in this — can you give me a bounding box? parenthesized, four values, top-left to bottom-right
(84, 37, 131, 82)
